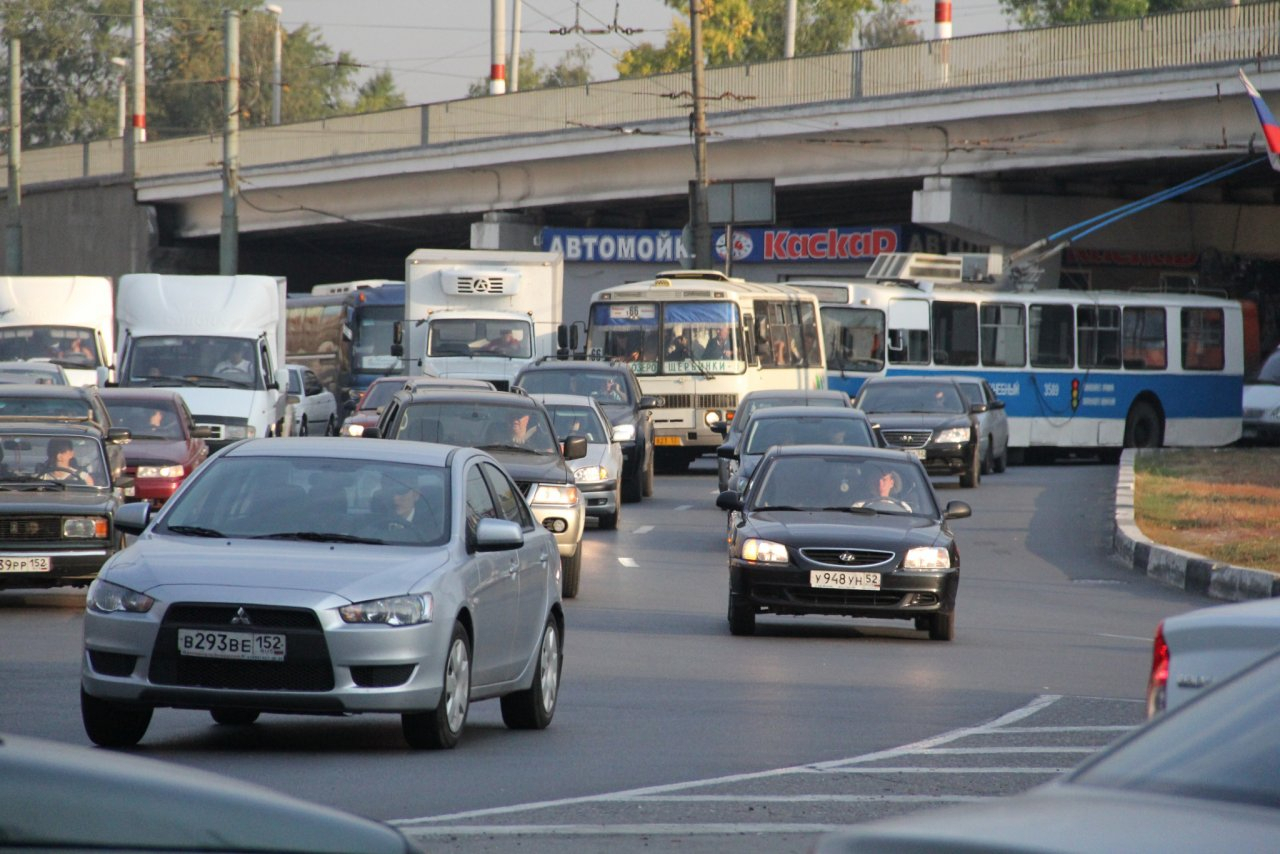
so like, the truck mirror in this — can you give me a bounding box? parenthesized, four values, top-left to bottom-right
(273, 368, 289, 390)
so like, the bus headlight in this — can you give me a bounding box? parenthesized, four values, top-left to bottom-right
(704, 410, 723, 427)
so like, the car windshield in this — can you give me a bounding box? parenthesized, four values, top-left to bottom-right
(749, 455, 931, 514)
(358, 380, 402, 411)
(104, 402, 184, 441)
(0, 364, 67, 385)
(518, 370, 633, 405)
(546, 404, 608, 443)
(743, 416, 874, 455)
(159, 456, 450, 546)
(1254, 351, 1280, 384)
(0, 326, 101, 368)
(858, 382, 967, 414)
(732, 396, 845, 436)
(1071, 650, 1280, 810)
(0, 433, 107, 488)
(393, 402, 559, 455)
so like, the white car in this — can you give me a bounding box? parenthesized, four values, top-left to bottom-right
(1147, 595, 1280, 717)
(531, 393, 625, 530)
(286, 364, 338, 436)
(1241, 347, 1280, 444)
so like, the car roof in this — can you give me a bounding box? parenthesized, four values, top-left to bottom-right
(517, 360, 632, 374)
(397, 389, 538, 408)
(0, 384, 97, 400)
(403, 376, 497, 389)
(741, 389, 850, 402)
(98, 388, 186, 405)
(764, 444, 914, 463)
(222, 436, 458, 466)
(861, 375, 962, 387)
(0, 360, 63, 373)
(743, 406, 870, 421)
(527, 392, 605, 408)
(0, 420, 107, 439)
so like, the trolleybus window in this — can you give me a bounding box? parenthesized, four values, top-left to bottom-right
(1122, 307, 1167, 370)
(1030, 303, 1075, 368)
(980, 302, 1026, 367)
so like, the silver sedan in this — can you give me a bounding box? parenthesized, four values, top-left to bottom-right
(81, 437, 564, 750)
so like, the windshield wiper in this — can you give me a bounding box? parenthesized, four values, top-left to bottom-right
(252, 531, 386, 544)
(755, 504, 810, 512)
(820, 505, 878, 515)
(167, 525, 227, 538)
(479, 443, 544, 454)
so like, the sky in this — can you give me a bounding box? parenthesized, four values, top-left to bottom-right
(285, 0, 1016, 107)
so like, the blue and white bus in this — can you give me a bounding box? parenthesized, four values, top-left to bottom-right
(791, 259, 1244, 458)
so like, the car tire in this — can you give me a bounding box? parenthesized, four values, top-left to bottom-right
(980, 437, 993, 475)
(81, 688, 152, 748)
(960, 445, 981, 488)
(929, 611, 956, 641)
(298, 416, 309, 437)
(993, 441, 1008, 473)
(561, 547, 581, 598)
(621, 459, 643, 504)
(727, 592, 756, 636)
(402, 622, 470, 750)
(210, 708, 260, 726)
(501, 614, 562, 730)
(324, 415, 337, 436)
(599, 485, 621, 530)
(642, 443, 655, 497)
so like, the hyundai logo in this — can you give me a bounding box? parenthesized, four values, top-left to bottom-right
(839, 552, 857, 563)
(230, 607, 252, 626)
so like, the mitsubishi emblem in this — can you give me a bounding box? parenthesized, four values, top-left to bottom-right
(230, 607, 251, 626)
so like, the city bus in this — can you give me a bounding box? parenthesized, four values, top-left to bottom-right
(791, 259, 1244, 459)
(584, 270, 826, 469)
(285, 281, 405, 414)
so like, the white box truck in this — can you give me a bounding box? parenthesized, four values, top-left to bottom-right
(114, 274, 288, 449)
(0, 276, 114, 386)
(399, 249, 564, 390)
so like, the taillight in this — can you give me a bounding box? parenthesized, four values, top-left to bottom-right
(1146, 621, 1169, 718)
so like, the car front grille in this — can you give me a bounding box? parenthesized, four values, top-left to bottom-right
(148, 603, 334, 692)
(879, 430, 932, 448)
(0, 516, 63, 540)
(752, 583, 926, 608)
(799, 548, 895, 568)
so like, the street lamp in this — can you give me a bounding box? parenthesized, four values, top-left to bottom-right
(266, 4, 282, 125)
(110, 57, 128, 138)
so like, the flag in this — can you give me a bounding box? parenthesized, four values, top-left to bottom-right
(1239, 69, 1280, 171)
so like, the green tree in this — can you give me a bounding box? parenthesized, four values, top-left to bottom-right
(467, 46, 593, 98)
(859, 0, 923, 48)
(997, 0, 1210, 28)
(616, 0, 869, 78)
(353, 70, 406, 113)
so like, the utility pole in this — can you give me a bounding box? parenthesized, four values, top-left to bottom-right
(689, 0, 712, 269)
(784, 0, 797, 58)
(509, 0, 522, 93)
(127, 0, 146, 177)
(220, 8, 239, 275)
(489, 0, 507, 95)
(111, 57, 128, 138)
(267, 4, 283, 125)
(6, 38, 22, 274)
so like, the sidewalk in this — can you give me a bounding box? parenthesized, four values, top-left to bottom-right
(1113, 449, 1280, 602)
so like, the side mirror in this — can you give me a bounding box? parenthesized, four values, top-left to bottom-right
(716, 444, 736, 459)
(95, 365, 110, 387)
(715, 490, 743, 512)
(709, 421, 728, 435)
(106, 427, 132, 444)
(969, 402, 988, 414)
(287, 394, 301, 405)
(638, 395, 662, 409)
(990, 399, 1005, 410)
(562, 435, 588, 461)
(113, 501, 152, 536)
(362, 426, 382, 439)
(473, 517, 524, 552)
(943, 500, 972, 520)
(273, 368, 289, 391)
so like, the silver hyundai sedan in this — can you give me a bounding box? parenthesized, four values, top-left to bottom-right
(81, 437, 564, 750)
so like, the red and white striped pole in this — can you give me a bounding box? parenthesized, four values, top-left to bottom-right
(935, 0, 952, 84)
(489, 0, 507, 95)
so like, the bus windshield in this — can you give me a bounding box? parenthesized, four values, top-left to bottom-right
(353, 304, 404, 373)
(588, 301, 744, 376)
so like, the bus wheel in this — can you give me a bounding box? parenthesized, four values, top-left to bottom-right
(1124, 401, 1163, 449)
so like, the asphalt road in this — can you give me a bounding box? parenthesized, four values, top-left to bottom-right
(0, 456, 1211, 852)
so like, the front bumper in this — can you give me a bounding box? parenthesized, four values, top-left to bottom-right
(578, 479, 619, 519)
(530, 495, 586, 558)
(0, 545, 114, 590)
(82, 600, 453, 714)
(729, 560, 958, 621)
(1241, 417, 1280, 444)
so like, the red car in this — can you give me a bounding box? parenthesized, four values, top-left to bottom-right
(339, 376, 409, 437)
(99, 388, 210, 507)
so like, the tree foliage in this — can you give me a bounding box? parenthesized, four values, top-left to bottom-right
(1, 0, 404, 148)
(467, 45, 593, 98)
(616, 0, 870, 78)
(997, 0, 1210, 29)
(859, 0, 923, 49)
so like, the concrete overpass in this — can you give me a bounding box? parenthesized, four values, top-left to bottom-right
(7, 2, 1280, 313)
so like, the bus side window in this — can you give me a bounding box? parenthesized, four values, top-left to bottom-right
(742, 316, 757, 366)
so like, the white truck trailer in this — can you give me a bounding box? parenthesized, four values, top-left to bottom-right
(114, 274, 288, 449)
(398, 249, 564, 390)
(0, 276, 114, 386)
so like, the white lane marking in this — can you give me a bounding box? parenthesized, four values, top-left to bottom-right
(406, 823, 853, 837)
(632, 525, 653, 534)
(822, 767, 1074, 774)
(674, 504, 693, 511)
(395, 694, 1069, 827)
(618, 557, 637, 567)
(919, 746, 1097, 754)
(1096, 632, 1151, 642)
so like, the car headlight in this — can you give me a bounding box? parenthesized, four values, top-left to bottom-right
(343, 423, 365, 437)
(137, 465, 184, 479)
(87, 579, 155, 613)
(339, 593, 433, 626)
(611, 423, 636, 442)
(934, 427, 970, 444)
(741, 538, 788, 564)
(573, 465, 609, 482)
(532, 483, 580, 505)
(903, 547, 951, 570)
(224, 425, 250, 439)
(63, 516, 109, 538)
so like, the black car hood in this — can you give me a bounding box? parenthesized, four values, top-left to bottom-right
(599, 402, 638, 427)
(867, 412, 971, 431)
(744, 509, 947, 551)
(483, 450, 573, 484)
(0, 488, 117, 514)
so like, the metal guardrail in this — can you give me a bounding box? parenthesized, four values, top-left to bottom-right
(11, 2, 1280, 189)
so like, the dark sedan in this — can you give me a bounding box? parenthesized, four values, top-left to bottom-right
(719, 405, 877, 496)
(100, 388, 210, 508)
(717, 446, 971, 640)
(853, 375, 985, 488)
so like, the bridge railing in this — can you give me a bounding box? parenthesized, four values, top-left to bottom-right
(10, 2, 1280, 189)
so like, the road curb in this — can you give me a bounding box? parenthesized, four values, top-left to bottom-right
(1113, 449, 1280, 601)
